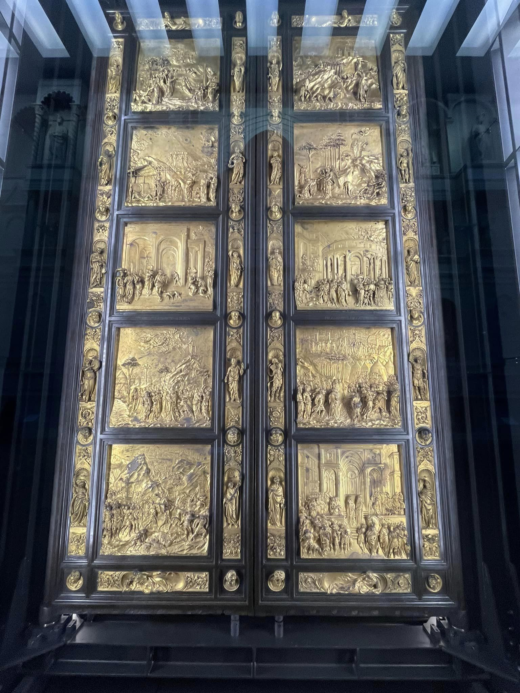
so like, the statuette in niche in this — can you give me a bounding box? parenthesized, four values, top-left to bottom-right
(223, 570, 240, 592)
(80, 349, 101, 403)
(268, 248, 283, 286)
(228, 310, 243, 328)
(223, 475, 241, 528)
(393, 56, 407, 91)
(233, 11, 245, 29)
(409, 348, 429, 401)
(225, 358, 245, 403)
(268, 53, 281, 93)
(66, 570, 83, 591)
(270, 150, 282, 186)
(98, 143, 115, 186)
(398, 146, 412, 184)
(425, 573, 442, 593)
(90, 241, 107, 288)
(268, 310, 283, 328)
(268, 357, 284, 402)
(70, 468, 89, 527)
(229, 250, 243, 288)
(268, 475, 285, 527)
(228, 143, 245, 185)
(419, 474, 437, 529)
(268, 570, 285, 592)
(113, 12, 126, 30)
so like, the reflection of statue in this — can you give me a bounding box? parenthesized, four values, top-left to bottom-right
(223, 480, 241, 527)
(225, 358, 245, 402)
(46, 115, 68, 164)
(70, 471, 89, 526)
(229, 250, 243, 288)
(80, 353, 101, 402)
(471, 112, 494, 162)
(419, 477, 436, 528)
(269, 248, 283, 286)
(268, 476, 285, 527)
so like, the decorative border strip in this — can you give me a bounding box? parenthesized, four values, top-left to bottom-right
(136, 15, 222, 31)
(291, 13, 377, 28)
(222, 37, 247, 561)
(390, 33, 440, 560)
(97, 571, 210, 593)
(299, 572, 412, 594)
(266, 35, 286, 560)
(67, 40, 124, 556)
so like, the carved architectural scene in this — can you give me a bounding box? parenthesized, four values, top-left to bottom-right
(132, 39, 220, 112)
(299, 572, 411, 594)
(296, 327, 401, 428)
(116, 222, 215, 311)
(126, 126, 218, 206)
(101, 444, 211, 556)
(295, 123, 387, 205)
(109, 326, 213, 428)
(298, 444, 409, 559)
(294, 220, 393, 309)
(293, 37, 381, 111)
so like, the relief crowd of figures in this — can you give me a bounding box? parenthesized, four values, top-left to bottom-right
(300, 493, 409, 559)
(116, 264, 214, 305)
(124, 378, 212, 426)
(296, 375, 400, 427)
(295, 272, 393, 309)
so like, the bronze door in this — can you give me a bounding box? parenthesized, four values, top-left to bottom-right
(43, 6, 462, 620)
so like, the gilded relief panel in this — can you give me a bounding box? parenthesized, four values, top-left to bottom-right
(293, 37, 381, 111)
(294, 221, 393, 310)
(298, 444, 409, 559)
(294, 123, 387, 206)
(116, 222, 215, 311)
(296, 327, 401, 428)
(132, 39, 220, 112)
(126, 126, 218, 207)
(100, 444, 211, 556)
(109, 326, 213, 428)
(299, 572, 411, 594)
(97, 570, 210, 592)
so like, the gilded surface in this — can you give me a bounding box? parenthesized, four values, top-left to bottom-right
(126, 126, 218, 207)
(97, 570, 209, 592)
(136, 14, 221, 30)
(299, 572, 412, 594)
(391, 33, 440, 560)
(291, 11, 377, 27)
(296, 327, 401, 428)
(101, 444, 211, 556)
(116, 222, 215, 311)
(67, 39, 125, 557)
(132, 39, 219, 112)
(110, 326, 213, 428)
(266, 36, 286, 560)
(298, 444, 408, 559)
(294, 221, 393, 310)
(293, 37, 381, 111)
(294, 123, 387, 205)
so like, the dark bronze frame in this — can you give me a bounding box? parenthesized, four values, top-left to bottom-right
(42, 4, 463, 621)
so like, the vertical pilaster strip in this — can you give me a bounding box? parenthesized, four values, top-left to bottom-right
(67, 39, 125, 556)
(223, 37, 247, 560)
(266, 35, 286, 559)
(391, 33, 440, 560)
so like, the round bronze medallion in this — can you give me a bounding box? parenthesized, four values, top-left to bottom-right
(86, 309, 102, 328)
(228, 310, 243, 328)
(416, 426, 433, 446)
(223, 570, 240, 592)
(268, 428, 284, 447)
(225, 426, 242, 446)
(66, 570, 83, 591)
(425, 573, 442, 593)
(268, 310, 283, 328)
(268, 204, 283, 221)
(268, 570, 285, 592)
